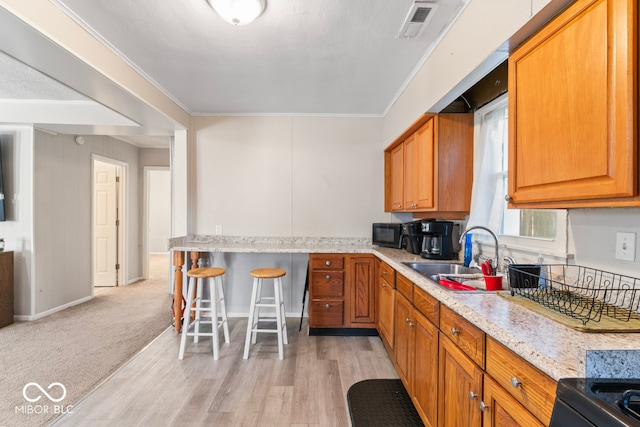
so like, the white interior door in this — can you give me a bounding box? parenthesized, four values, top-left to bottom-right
(94, 161, 118, 287)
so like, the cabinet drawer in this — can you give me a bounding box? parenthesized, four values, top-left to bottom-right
(309, 301, 344, 327)
(379, 261, 396, 288)
(485, 337, 556, 426)
(396, 273, 413, 302)
(310, 271, 344, 298)
(413, 285, 439, 326)
(311, 255, 344, 270)
(439, 305, 485, 368)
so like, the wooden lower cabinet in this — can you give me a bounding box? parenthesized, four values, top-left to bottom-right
(482, 376, 544, 427)
(394, 293, 413, 388)
(377, 259, 396, 351)
(438, 333, 483, 427)
(412, 307, 439, 427)
(309, 253, 376, 331)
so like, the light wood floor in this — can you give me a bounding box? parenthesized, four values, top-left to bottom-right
(51, 318, 398, 426)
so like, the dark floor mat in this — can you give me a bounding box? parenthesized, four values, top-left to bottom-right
(347, 379, 424, 426)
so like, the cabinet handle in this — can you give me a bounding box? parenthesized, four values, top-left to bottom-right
(325, 275, 331, 280)
(381, 282, 386, 287)
(325, 304, 330, 310)
(325, 260, 331, 266)
(511, 377, 521, 388)
(505, 194, 512, 202)
(408, 321, 414, 328)
(382, 271, 388, 275)
(450, 327, 459, 335)
(405, 317, 410, 323)
(469, 391, 477, 400)
(479, 401, 489, 412)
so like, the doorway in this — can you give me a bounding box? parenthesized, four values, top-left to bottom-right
(143, 167, 171, 280)
(92, 156, 126, 287)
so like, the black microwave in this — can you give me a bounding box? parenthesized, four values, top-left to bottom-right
(372, 223, 403, 249)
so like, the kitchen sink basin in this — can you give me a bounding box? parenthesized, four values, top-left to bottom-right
(402, 262, 500, 292)
(403, 262, 478, 277)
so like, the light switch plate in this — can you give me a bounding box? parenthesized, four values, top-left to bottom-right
(615, 232, 636, 262)
(215, 225, 223, 235)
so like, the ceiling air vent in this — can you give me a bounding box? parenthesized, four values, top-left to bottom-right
(398, 1, 438, 39)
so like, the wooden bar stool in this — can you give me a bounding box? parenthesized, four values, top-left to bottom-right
(243, 268, 288, 360)
(179, 267, 229, 360)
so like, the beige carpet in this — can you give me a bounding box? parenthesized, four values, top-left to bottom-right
(0, 254, 173, 427)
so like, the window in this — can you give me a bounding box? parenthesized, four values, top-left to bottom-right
(468, 94, 567, 256)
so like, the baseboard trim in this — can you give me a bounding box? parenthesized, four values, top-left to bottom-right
(309, 328, 379, 337)
(15, 295, 93, 321)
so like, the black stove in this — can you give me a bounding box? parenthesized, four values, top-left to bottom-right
(550, 378, 640, 427)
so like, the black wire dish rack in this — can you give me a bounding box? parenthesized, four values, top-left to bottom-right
(506, 264, 640, 325)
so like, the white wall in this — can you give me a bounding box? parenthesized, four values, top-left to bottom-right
(148, 169, 171, 253)
(568, 209, 640, 278)
(33, 132, 142, 316)
(0, 126, 34, 316)
(192, 116, 388, 237)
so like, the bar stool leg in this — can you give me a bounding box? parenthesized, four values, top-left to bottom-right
(277, 277, 288, 345)
(193, 276, 203, 343)
(178, 276, 196, 360)
(217, 276, 230, 344)
(252, 277, 264, 344)
(274, 278, 284, 360)
(243, 277, 260, 360)
(208, 276, 219, 360)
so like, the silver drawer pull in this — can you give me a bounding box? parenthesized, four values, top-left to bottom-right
(469, 391, 477, 400)
(325, 260, 331, 266)
(450, 327, 459, 335)
(479, 401, 489, 412)
(511, 377, 521, 388)
(326, 275, 331, 280)
(325, 304, 330, 310)
(405, 317, 410, 323)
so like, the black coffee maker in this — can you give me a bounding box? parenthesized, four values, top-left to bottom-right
(401, 221, 423, 255)
(420, 220, 458, 260)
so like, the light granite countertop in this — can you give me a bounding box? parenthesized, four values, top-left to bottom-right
(168, 235, 640, 381)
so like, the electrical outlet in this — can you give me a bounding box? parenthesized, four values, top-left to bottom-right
(215, 225, 223, 235)
(615, 232, 636, 262)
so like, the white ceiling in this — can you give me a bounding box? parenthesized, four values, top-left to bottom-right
(0, 0, 469, 146)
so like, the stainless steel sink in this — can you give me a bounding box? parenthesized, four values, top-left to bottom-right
(403, 262, 478, 277)
(402, 262, 499, 292)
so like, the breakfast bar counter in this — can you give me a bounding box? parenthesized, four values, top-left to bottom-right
(168, 236, 640, 383)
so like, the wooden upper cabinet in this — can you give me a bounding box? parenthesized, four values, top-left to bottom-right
(404, 121, 435, 210)
(385, 113, 473, 218)
(389, 143, 404, 211)
(508, 0, 638, 207)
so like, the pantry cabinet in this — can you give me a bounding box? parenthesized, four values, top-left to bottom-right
(308, 253, 376, 333)
(384, 113, 473, 218)
(508, 0, 638, 208)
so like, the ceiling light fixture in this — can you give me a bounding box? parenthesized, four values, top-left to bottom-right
(206, 0, 266, 26)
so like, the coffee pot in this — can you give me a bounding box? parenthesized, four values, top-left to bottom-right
(420, 220, 458, 260)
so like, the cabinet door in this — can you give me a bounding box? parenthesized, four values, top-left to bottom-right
(404, 121, 435, 211)
(413, 309, 439, 427)
(508, 0, 637, 204)
(349, 255, 375, 325)
(413, 119, 435, 209)
(482, 376, 544, 427)
(377, 271, 395, 350)
(390, 143, 404, 211)
(438, 334, 483, 427)
(394, 293, 413, 390)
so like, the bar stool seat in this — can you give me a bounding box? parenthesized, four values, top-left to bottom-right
(179, 267, 229, 360)
(243, 268, 288, 360)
